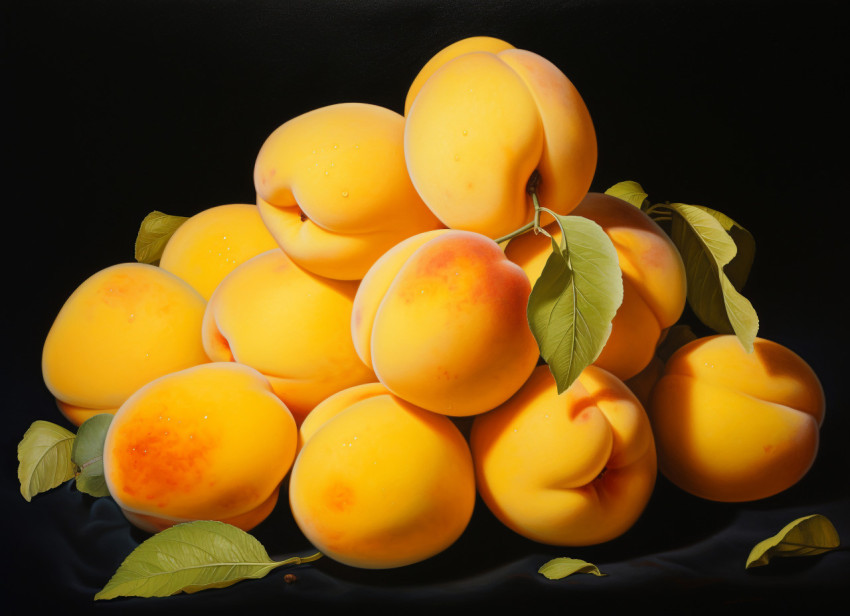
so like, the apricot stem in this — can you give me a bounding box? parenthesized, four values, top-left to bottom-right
(493, 180, 548, 244)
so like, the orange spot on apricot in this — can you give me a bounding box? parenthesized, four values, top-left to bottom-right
(325, 482, 355, 512)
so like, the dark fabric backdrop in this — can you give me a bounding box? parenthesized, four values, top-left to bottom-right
(3, 1, 847, 614)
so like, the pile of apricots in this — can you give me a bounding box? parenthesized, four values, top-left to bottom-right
(41, 37, 825, 569)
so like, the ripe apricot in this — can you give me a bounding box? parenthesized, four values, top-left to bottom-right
(404, 38, 596, 238)
(298, 382, 389, 450)
(42, 263, 209, 426)
(648, 335, 825, 502)
(351, 229, 539, 416)
(254, 103, 443, 280)
(202, 248, 375, 425)
(471, 365, 657, 546)
(159, 203, 279, 299)
(103, 362, 297, 532)
(506, 192, 687, 380)
(289, 392, 475, 568)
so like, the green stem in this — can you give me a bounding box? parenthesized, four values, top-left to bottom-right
(495, 221, 535, 244)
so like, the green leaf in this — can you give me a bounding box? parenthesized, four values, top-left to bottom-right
(95, 520, 321, 599)
(689, 204, 755, 291)
(527, 215, 624, 393)
(539, 557, 606, 579)
(746, 514, 841, 569)
(604, 180, 649, 210)
(668, 203, 759, 352)
(71, 413, 113, 498)
(134, 210, 189, 264)
(17, 420, 77, 502)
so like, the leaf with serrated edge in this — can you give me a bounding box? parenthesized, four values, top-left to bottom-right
(539, 557, 606, 579)
(134, 210, 188, 264)
(71, 414, 113, 498)
(17, 421, 77, 502)
(95, 520, 313, 599)
(604, 180, 649, 210)
(746, 514, 841, 569)
(527, 215, 623, 393)
(669, 203, 758, 352)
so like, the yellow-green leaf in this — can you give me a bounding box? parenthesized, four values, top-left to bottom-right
(95, 520, 321, 599)
(689, 204, 755, 291)
(604, 181, 649, 210)
(17, 420, 77, 502)
(134, 210, 189, 264)
(71, 414, 113, 498)
(668, 203, 759, 352)
(539, 557, 606, 579)
(527, 215, 623, 393)
(745, 514, 841, 569)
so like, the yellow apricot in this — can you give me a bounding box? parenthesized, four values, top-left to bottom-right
(471, 365, 657, 546)
(298, 382, 389, 450)
(42, 263, 209, 426)
(351, 229, 539, 416)
(403, 36, 516, 115)
(404, 42, 596, 238)
(506, 192, 687, 380)
(289, 393, 475, 568)
(254, 103, 443, 280)
(202, 248, 375, 425)
(159, 203, 279, 299)
(648, 335, 825, 502)
(103, 362, 297, 532)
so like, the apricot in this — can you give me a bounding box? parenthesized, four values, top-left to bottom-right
(351, 229, 539, 416)
(404, 38, 596, 238)
(159, 203, 279, 299)
(289, 392, 475, 568)
(648, 335, 825, 502)
(103, 362, 297, 532)
(298, 382, 389, 450)
(470, 365, 657, 546)
(202, 248, 375, 425)
(254, 102, 443, 280)
(42, 263, 209, 426)
(506, 192, 687, 380)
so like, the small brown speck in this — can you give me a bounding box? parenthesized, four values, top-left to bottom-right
(284, 573, 297, 584)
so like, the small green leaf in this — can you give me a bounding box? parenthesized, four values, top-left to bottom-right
(134, 210, 189, 264)
(17, 420, 77, 501)
(527, 215, 623, 393)
(604, 181, 649, 210)
(539, 557, 606, 579)
(689, 204, 755, 291)
(95, 520, 321, 599)
(668, 203, 759, 352)
(746, 514, 841, 569)
(71, 413, 113, 498)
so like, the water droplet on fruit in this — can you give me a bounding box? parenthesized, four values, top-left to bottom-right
(342, 191, 349, 198)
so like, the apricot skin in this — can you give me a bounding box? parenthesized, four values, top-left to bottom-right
(103, 362, 297, 532)
(648, 335, 825, 502)
(289, 393, 475, 569)
(202, 248, 375, 425)
(404, 39, 596, 238)
(42, 263, 209, 426)
(159, 203, 279, 299)
(254, 103, 443, 281)
(506, 192, 687, 381)
(351, 229, 540, 416)
(471, 365, 657, 546)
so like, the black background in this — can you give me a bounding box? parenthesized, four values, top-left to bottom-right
(3, 1, 848, 614)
